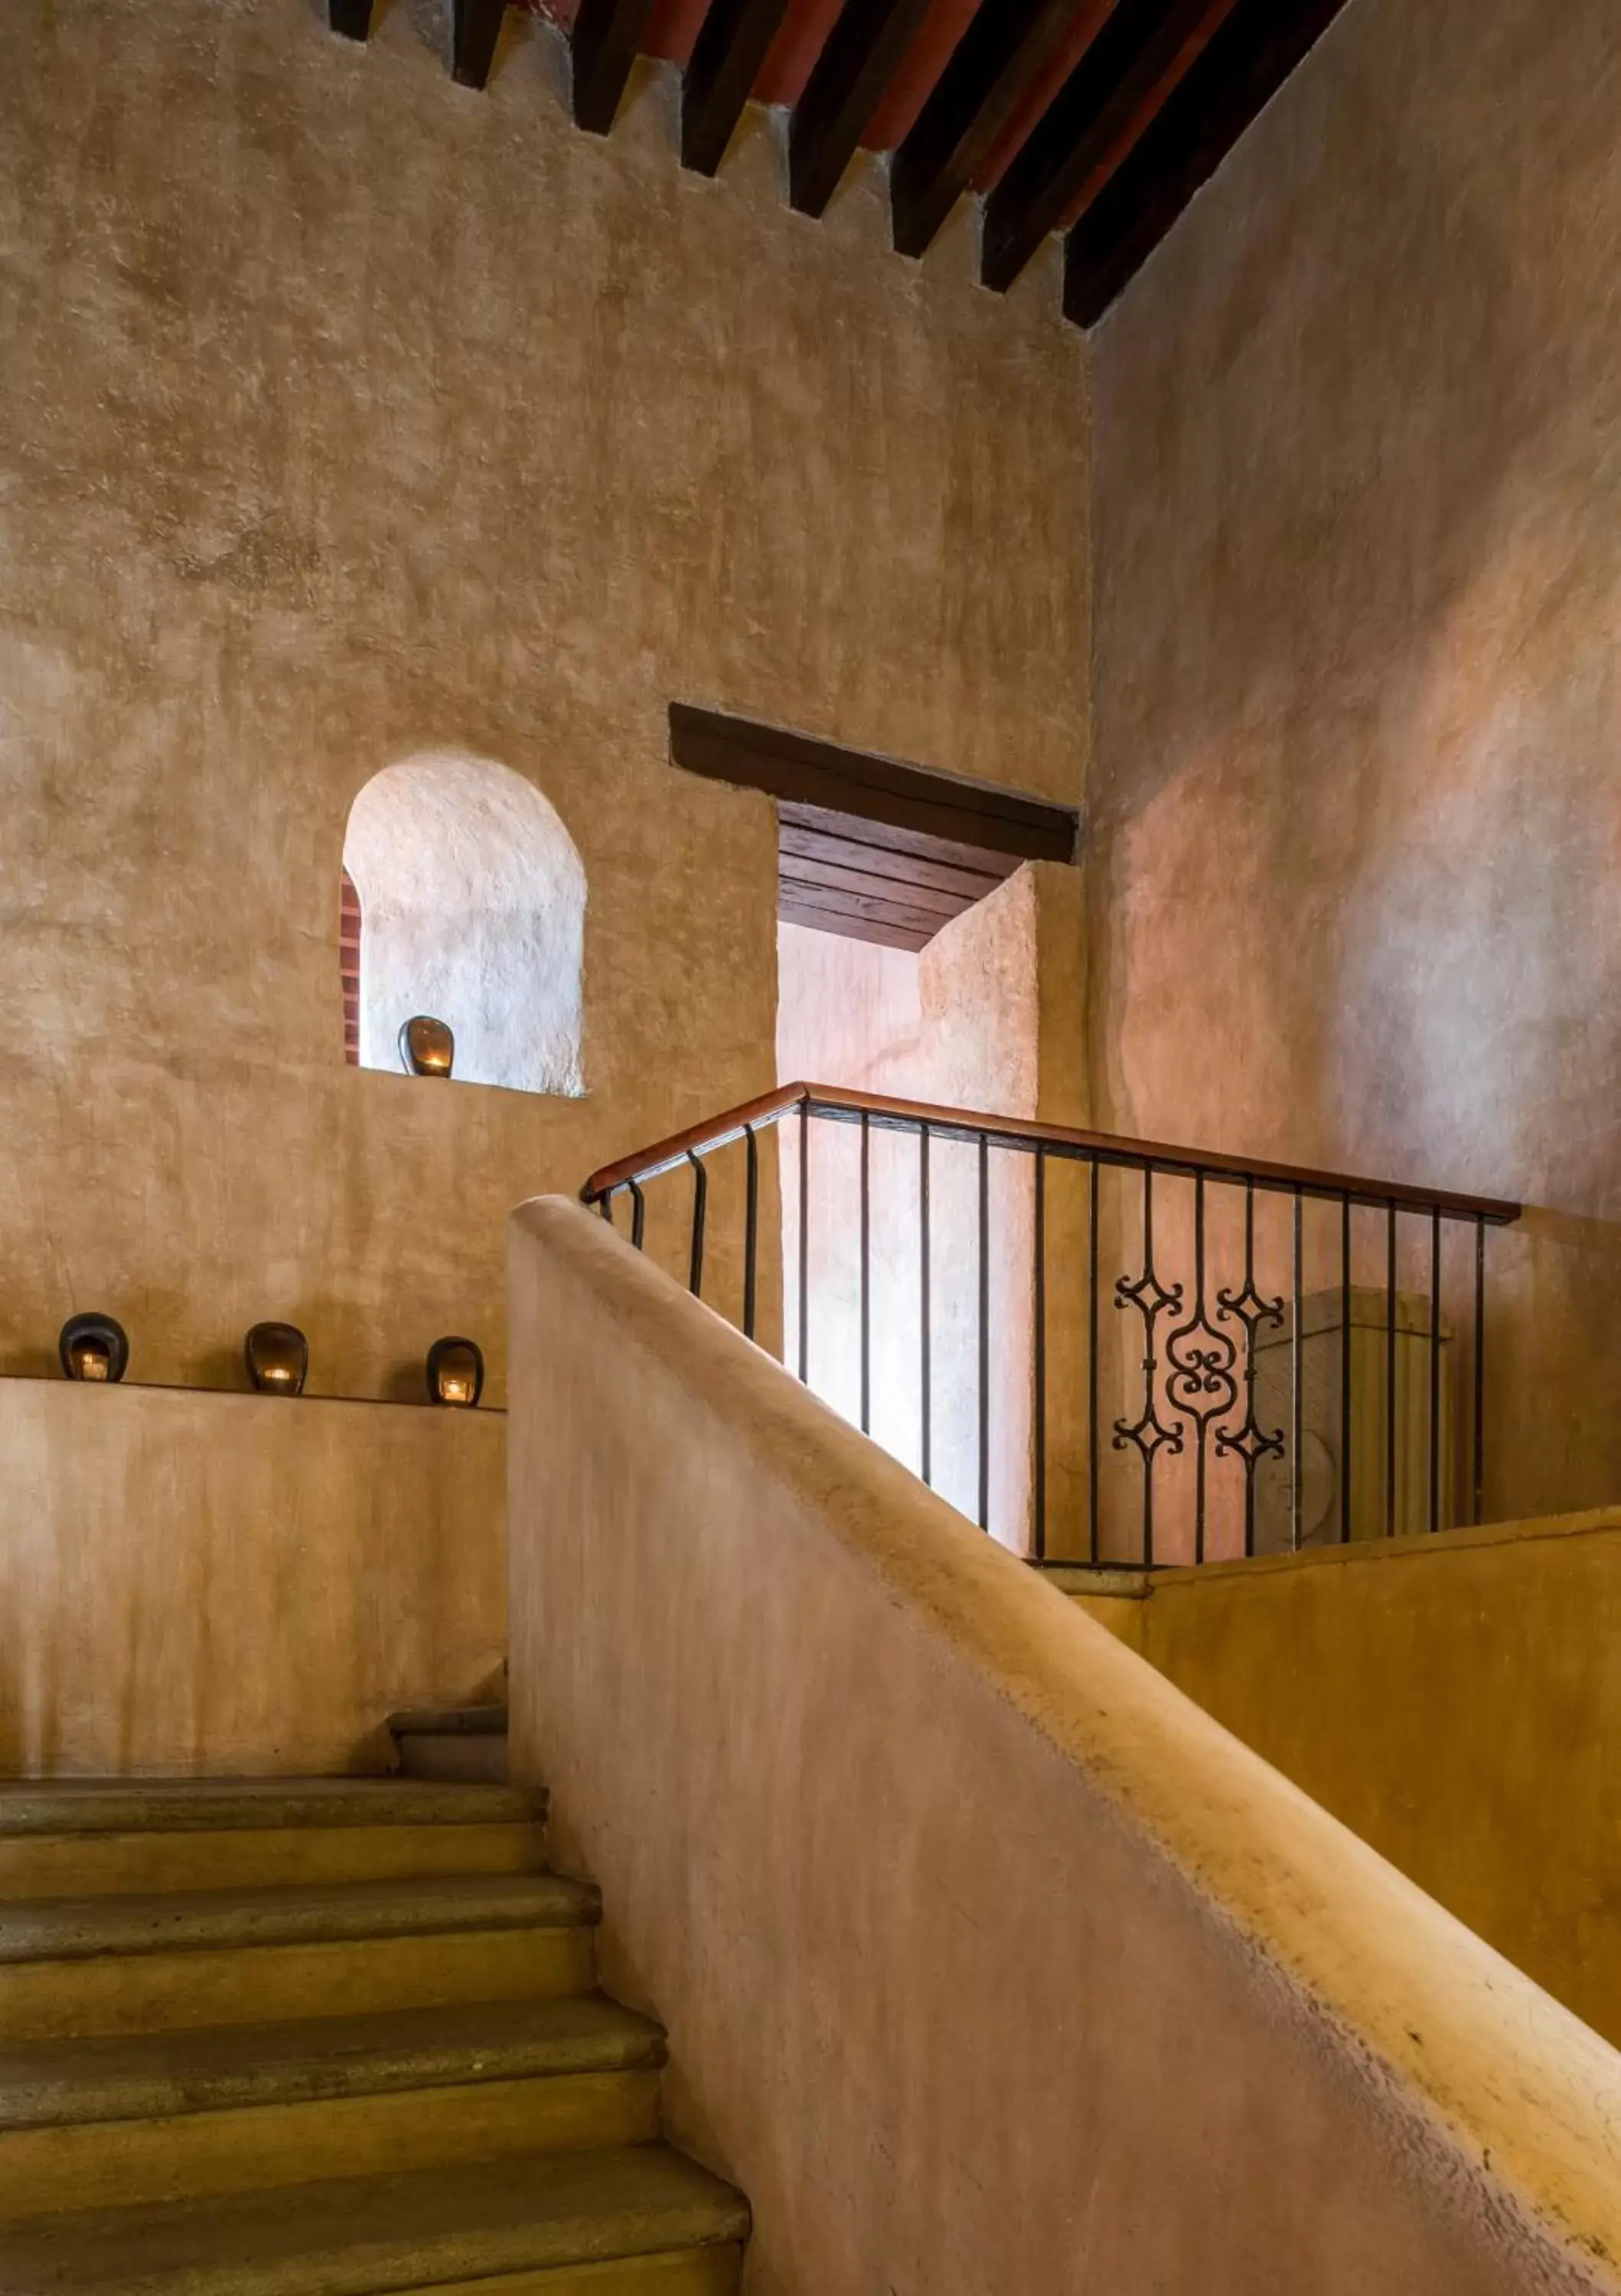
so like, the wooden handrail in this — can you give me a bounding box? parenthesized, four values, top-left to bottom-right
(581, 1083, 1522, 1225)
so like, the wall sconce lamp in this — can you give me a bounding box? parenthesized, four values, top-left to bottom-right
(245, 1322, 309, 1396)
(426, 1336, 484, 1407)
(400, 1016, 455, 1078)
(59, 1313, 129, 1384)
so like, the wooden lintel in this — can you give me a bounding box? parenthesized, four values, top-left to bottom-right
(670, 705, 1078, 866)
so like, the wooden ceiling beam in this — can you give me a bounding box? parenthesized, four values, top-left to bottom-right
(682, 0, 796, 176)
(788, 0, 938, 219)
(982, 0, 1244, 293)
(890, 0, 1078, 258)
(572, 0, 657, 133)
(453, 0, 507, 88)
(328, 0, 374, 40)
(1063, 0, 1355, 325)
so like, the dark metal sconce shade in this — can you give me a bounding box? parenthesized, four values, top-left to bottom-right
(426, 1336, 484, 1407)
(245, 1322, 309, 1396)
(59, 1313, 129, 1384)
(400, 1016, 455, 1078)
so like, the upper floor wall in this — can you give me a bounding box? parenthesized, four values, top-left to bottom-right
(0, 0, 1089, 1402)
(1088, 0, 1621, 1517)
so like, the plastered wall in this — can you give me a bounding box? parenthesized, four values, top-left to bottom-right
(0, 1379, 505, 1776)
(1089, 0, 1621, 1520)
(510, 1196, 1621, 2296)
(0, 0, 1088, 1405)
(1070, 1508, 1621, 2051)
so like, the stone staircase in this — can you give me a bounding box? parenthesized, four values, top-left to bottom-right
(0, 1779, 748, 2291)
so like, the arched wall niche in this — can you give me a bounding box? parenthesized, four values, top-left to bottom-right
(341, 751, 586, 1097)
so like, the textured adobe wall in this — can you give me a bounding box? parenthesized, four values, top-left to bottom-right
(0, 1379, 504, 1776)
(1088, 0, 1621, 1520)
(0, 0, 1088, 1404)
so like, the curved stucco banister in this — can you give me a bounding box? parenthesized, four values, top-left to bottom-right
(507, 1193, 1621, 2294)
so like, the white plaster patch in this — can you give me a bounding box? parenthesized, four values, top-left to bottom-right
(343, 752, 585, 1097)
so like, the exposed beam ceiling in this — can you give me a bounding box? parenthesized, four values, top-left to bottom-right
(328, 0, 1356, 328)
(890, 0, 1079, 258)
(571, 0, 658, 133)
(788, 0, 937, 218)
(682, 0, 797, 174)
(454, 0, 509, 86)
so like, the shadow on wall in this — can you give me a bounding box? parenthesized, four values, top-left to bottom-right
(342, 752, 586, 1096)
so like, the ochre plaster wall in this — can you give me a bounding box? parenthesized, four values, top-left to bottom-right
(1088, 0, 1621, 1520)
(509, 1196, 1621, 2296)
(0, 0, 1088, 1405)
(0, 1380, 504, 1776)
(1072, 1510, 1621, 2051)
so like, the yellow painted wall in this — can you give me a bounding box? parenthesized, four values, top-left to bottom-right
(0, 1379, 505, 1776)
(1072, 1513, 1621, 2047)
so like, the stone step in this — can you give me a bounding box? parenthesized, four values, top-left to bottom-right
(0, 1873, 595, 1965)
(0, 1822, 548, 1903)
(0, 1781, 541, 1837)
(0, 2141, 750, 2293)
(0, 1876, 599, 2041)
(390, 1708, 510, 1786)
(0, 1994, 665, 2216)
(0, 1994, 663, 2131)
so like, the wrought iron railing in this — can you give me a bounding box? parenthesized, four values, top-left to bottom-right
(581, 1086, 1520, 1570)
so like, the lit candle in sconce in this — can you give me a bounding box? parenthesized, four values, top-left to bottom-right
(426, 1337, 484, 1408)
(59, 1314, 129, 1384)
(399, 1016, 455, 1078)
(244, 1323, 309, 1396)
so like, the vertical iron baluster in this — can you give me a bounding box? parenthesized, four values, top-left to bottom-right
(1192, 1174, 1210, 1565)
(1339, 1195, 1352, 1543)
(598, 1192, 613, 1225)
(1385, 1204, 1398, 1538)
(1473, 1215, 1486, 1527)
(687, 1152, 708, 1296)
(1088, 1158, 1100, 1564)
(977, 1131, 990, 1534)
(628, 1179, 647, 1252)
(742, 1124, 758, 1342)
(1033, 1147, 1047, 1564)
(1242, 1181, 1258, 1560)
(797, 1102, 809, 1384)
(1291, 1190, 1303, 1551)
(920, 1122, 932, 1487)
(1428, 1207, 1442, 1534)
(859, 1111, 871, 1435)
(1143, 1170, 1157, 1567)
